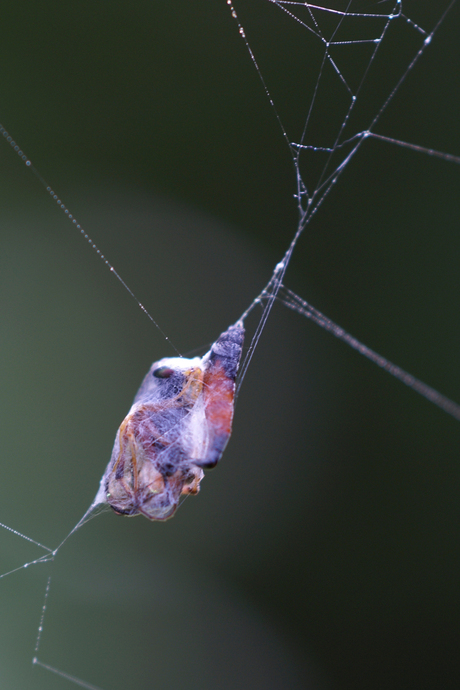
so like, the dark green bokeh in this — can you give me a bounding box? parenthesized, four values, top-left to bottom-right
(0, 2, 460, 689)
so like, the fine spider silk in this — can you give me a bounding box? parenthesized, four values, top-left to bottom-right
(95, 324, 245, 520)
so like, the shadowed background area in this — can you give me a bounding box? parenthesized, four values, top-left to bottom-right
(0, 2, 460, 689)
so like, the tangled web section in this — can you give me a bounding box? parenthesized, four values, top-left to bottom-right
(230, 0, 460, 419)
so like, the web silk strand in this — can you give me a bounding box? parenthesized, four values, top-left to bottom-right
(0, 123, 180, 356)
(278, 286, 460, 421)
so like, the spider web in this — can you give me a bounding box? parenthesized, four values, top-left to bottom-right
(0, 1, 459, 689)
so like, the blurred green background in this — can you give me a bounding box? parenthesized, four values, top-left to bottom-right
(0, 2, 460, 689)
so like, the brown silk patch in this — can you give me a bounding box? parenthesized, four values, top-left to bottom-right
(203, 361, 235, 435)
